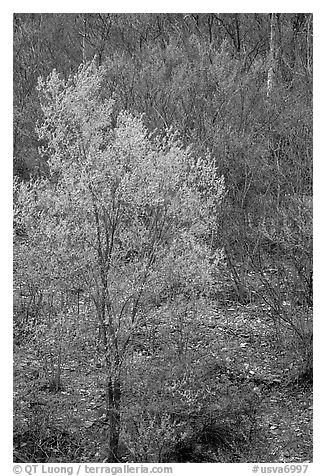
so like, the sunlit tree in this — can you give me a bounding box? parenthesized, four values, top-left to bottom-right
(15, 62, 225, 461)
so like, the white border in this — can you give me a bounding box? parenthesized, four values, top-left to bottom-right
(3, 3, 324, 473)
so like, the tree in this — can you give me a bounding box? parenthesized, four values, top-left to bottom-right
(15, 62, 225, 461)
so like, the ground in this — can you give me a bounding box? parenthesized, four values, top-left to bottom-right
(13, 299, 312, 463)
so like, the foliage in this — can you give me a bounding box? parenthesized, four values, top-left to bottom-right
(13, 13, 312, 464)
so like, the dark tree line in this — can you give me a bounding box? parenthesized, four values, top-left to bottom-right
(14, 14, 312, 178)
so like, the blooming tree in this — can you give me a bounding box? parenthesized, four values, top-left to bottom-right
(15, 62, 225, 461)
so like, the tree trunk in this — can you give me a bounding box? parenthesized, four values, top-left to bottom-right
(305, 14, 313, 77)
(82, 14, 87, 64)
(225, 247, 250, 304)
(100, 289, 122, 462)
(94, 282, 122, 461)
(106, 376, 121, 462)
(267, 13, 278, 97)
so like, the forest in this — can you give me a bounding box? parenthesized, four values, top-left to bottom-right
(13, 13, 313, 464)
